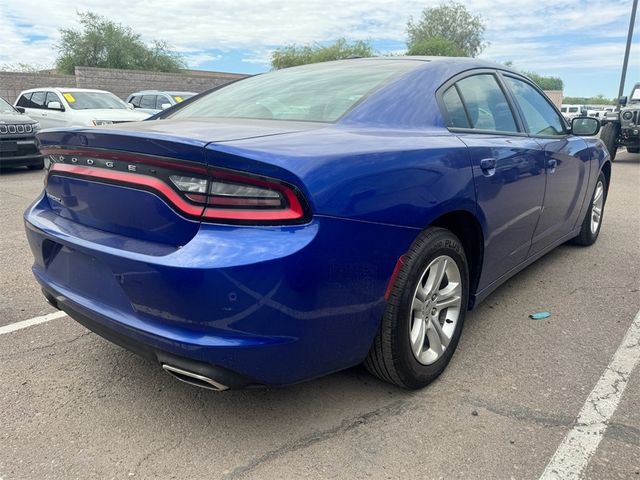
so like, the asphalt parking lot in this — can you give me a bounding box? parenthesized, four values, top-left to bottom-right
(1, 150, 639, 480)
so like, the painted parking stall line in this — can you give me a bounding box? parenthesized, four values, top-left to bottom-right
(0, 311, 66, 336)
(539, 308, 640, 480)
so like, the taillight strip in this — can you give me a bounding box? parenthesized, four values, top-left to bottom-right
(49, 163, 205, 217)
(47, 158, 308, 224)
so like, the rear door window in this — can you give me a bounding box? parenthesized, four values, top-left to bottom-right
(16, 93, 33, 107)
(442, 86, 470, 128)
(454, 74, 519, 133)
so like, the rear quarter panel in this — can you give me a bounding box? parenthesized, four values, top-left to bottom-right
(206, 127, 476, 229)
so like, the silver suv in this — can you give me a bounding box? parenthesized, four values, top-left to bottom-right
(126, 91, 197, 115)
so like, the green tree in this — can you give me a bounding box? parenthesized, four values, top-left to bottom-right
(563, 95, 615, 105)
(56, 12, 185, 74)
(407, 2, 486, 57)
(271, 38, 374, 70)
(407, 37, 465, 56)
(523, 72, 564, 91)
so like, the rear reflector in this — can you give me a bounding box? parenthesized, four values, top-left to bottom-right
(385, 255, 405, 301)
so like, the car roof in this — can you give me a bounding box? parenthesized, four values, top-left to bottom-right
(21, 87, 113, 94)
(128, 90, 197, 96)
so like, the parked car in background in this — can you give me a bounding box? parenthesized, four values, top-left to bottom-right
(26, 57, 610, 391)
(126, 90, 197, 115)
(0, 95, 43, 170)
(560, 104, 586, 120)
(600, 82, 640, 159)
(15, 88, 149, 130)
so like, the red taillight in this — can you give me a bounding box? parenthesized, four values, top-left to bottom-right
(169, 169, 306, 222)
(43, 149, 308, 225)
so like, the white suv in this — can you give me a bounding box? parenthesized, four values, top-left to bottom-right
(15, 88, 150, 130)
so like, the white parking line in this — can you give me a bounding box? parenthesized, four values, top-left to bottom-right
(0, 311, 66, 336)
(540, 308, 640, 480)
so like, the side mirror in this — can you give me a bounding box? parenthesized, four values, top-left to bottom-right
(127, 103, 135, 110)
(47, 101, 64, 111)
(15, 106, 25, 113)
(571, 116, 600, 136)
(161, 103, 172, 110)
(619, 96, 628, 106)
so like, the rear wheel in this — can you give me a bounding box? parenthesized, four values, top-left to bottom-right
(571, 172, 607, 246)
(364, 227, 469, 389)
(600, 123, 620, 161)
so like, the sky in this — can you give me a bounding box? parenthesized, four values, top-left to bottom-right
(0, 0, 638, 98)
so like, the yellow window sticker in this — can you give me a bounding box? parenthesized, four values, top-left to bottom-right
(174, 96, 183, 103)
(63, 93, 75, 103)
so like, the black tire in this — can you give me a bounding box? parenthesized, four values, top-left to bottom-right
(364, 227, 469, 389)
(571, 172, 607, 246)
(600, 123, 620, 161)
(627, 146, 639, 154)
(27, 159, 45, 170)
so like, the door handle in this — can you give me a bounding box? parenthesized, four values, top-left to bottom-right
(547, 158, 557, 173)
(480, 157, 497, 176)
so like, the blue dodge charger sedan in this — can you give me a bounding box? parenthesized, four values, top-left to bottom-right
(25, 57, 610, 390)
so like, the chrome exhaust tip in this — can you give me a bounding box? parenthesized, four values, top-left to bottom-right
(162, 364, 229, 391)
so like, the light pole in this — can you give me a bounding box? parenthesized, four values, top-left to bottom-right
(617, 0, 638, 104)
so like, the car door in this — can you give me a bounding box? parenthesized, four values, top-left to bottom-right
(440, 72, 547, 289)
(42, 92, 68, 128)
(501, 75, 591, 254)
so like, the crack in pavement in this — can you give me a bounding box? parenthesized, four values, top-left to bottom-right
(0, 331, 92, 360)
(467, 397, 575, 428)
(467, 397, 640, 447)
(222, 398, 415, 479)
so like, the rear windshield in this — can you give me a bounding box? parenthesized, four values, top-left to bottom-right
(168, 60, 420, 123)
(62, 91, 128, 110)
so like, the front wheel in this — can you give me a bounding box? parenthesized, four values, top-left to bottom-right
(364, 227, 469, 389)
(627, 146, 639, 154)
(571, 172, 608, 246)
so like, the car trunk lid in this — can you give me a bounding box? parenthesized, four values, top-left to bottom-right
(37, 121, 319, 246)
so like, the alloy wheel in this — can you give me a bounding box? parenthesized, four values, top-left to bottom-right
(409, 255, 462, 365)
(591, 180, 604, 235)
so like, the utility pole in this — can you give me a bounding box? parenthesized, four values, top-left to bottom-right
(617, 0, 638, 105)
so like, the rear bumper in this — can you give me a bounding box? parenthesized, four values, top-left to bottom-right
(24, 194, 418, 386)
(41, 287, 257, 388)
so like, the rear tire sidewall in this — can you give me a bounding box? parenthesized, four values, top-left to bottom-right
(390, 230, 469, 388)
